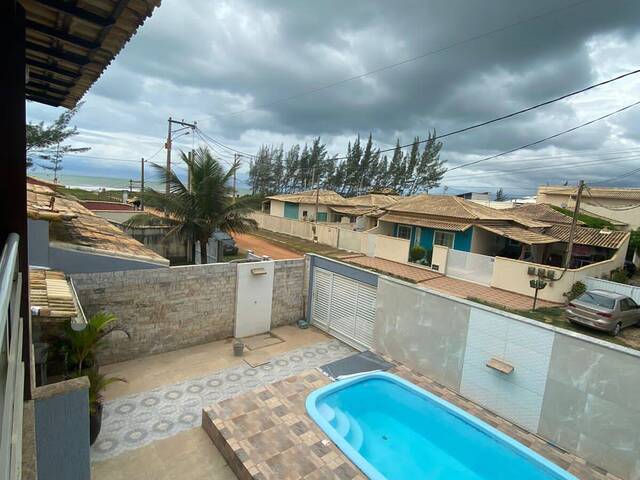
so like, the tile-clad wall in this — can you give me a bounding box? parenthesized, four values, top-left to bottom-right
(372, 274, 640, 479)
(72, 259, 305, 364)
(460, 308, 554, 432)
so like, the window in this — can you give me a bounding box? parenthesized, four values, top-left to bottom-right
(302, 210, 308, 217)
(433, 230, 455, 248)
(576, 292, 615, 309)
(397, 225, 412, 240)
(620, 298, 638, 311)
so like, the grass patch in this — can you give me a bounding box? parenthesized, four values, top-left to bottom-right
(250, 229, 346, 258)
(549, 205, 616, 229)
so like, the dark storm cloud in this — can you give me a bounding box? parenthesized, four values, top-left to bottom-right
(26, 0, 640, 192)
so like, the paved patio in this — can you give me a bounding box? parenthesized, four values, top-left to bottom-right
(344, 255, 558, 310)
(92, 326, 351, 480)
(203, 366, 623, 480)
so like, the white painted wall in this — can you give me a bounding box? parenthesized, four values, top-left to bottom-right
(270, 200, 285, 217)
(234, 261, 275, 337)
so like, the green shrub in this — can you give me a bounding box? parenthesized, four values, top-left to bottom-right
(566, 281, 586, 301)
(409, 245, 426, 262)
(610, 269, 629, 284)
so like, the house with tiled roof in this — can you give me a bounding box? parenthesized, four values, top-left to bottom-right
(27, 182, 169, 273)
(262, 189, 400, 224)
(537, 185, 640, 230)
(376, 193, 629, 268)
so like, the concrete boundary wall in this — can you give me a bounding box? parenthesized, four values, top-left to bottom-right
(306, 255, 640, 478)
(373, 273, 640, 479)
(71, 259, 305, 364)
(250, 211, 410, 263)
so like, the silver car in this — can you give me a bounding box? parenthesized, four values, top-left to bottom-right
(567, 290, 640, 336)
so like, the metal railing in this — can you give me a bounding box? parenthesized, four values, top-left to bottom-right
(0, 233, 24, 480)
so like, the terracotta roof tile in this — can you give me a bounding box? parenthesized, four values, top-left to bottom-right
(27, 183, 168, 264)
(379, 213, 472, 231)
(544, 225, 629, 249)
(503, 204, 582, 225)
(475, 224, 558, 245)
(266, 189, 347, 205)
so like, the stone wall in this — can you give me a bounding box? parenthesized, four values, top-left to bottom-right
(72, 259, 305, 364)
(271, 259, 305, 328)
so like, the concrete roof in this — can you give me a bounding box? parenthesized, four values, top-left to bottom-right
(27, 183, 169, 265)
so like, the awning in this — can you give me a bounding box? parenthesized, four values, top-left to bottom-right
(475, 224, 558, 245)
(378, 213, 472, 232)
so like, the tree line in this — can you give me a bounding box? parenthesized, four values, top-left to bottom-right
(247, 131, 446, 197)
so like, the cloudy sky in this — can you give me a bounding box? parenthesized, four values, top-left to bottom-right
(27, 0, 640, 196)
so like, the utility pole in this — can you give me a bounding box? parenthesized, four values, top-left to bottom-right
(187, 151, 192, 192)
(233, 153, 238, 202)
(314, 164, 320, 225)
(166, 117, 197, 195)
(564, 179, 585, 268)
(165, 116, 172, 195)
(140, 157, 145, 211)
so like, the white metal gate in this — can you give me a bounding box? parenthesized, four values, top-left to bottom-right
(311, 267, 376, 350)
(446, 249, 495, 286)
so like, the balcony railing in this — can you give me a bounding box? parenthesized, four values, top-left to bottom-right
(0, 233, 24, 480)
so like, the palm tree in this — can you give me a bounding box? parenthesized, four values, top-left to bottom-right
(127, 147, 256, 263)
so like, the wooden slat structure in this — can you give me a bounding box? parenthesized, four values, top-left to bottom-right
(29, 269, 77, 320)
(22, 0, 162, 108)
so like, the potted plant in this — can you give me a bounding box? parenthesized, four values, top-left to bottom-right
(51, 312, 130, 444)
(86, 367, 126, 445)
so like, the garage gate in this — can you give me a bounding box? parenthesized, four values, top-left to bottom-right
(310, 267, 377, 350)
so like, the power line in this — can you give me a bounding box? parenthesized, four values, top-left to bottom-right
(195, 127, 257, 159)
(591, 165, 640, 186)
(320, 70, 640, 162)
(446, 100, 640, 173)
(443, 153, 640, 181)
(197, 0, 595, 120)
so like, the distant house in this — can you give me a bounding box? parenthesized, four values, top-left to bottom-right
(262, 189, 347, 222)
(262, 189, 401, 227)
(375, 193, 628, 267)
(537, 185, 640, 230)
(27, 182, 169, 273)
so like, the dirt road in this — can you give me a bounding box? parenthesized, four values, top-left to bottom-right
(233, 233, 302, 260)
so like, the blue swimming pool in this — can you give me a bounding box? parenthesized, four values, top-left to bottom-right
(306, 372, 575, 480)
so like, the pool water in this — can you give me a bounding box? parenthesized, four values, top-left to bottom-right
(306, 372, 575, 480)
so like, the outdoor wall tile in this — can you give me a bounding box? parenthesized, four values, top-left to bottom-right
(505, 320, 555, 355)
(503, 343, 551, 395)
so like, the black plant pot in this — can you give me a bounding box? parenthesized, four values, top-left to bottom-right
(90, 403, 103, 446)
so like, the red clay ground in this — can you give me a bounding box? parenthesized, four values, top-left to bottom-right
(233, 233, 302, 260)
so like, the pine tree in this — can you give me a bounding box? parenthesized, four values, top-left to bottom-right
(414, 130, 446, 193)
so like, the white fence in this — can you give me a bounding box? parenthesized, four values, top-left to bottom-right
(584, 277, 640, 304)
(446, 249, 495, 286)
(250, 211, 410, 263)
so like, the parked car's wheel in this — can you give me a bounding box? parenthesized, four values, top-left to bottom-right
(612, 322, 622, 336)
